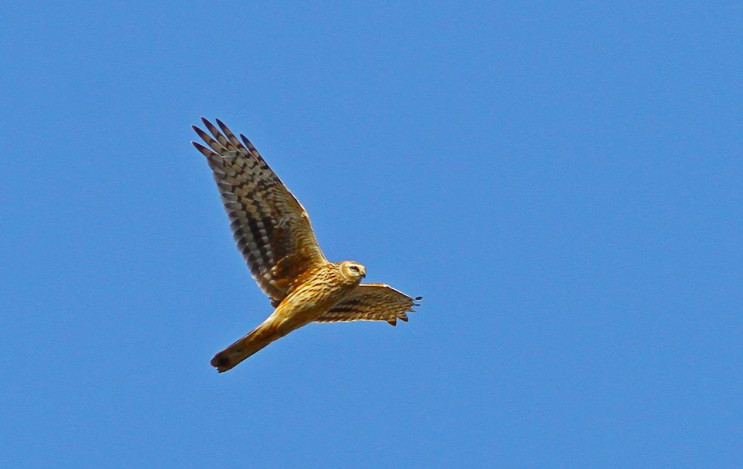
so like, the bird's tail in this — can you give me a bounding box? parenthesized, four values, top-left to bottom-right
(210, 320, 279, 373)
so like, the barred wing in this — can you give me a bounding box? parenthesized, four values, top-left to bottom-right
(192, 118, 327, 305)
(316, 284, 421, 326)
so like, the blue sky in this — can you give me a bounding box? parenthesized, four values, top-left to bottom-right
(2, 2, 741, 467)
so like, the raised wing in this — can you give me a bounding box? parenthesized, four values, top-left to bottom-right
(316, 284, 421, 326)
(192, 118, 327, 305)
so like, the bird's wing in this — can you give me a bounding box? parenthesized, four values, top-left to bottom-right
(315, 283, 421, 326)
(192, 118, 327, 305)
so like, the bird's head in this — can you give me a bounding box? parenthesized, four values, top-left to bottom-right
(340, 261, 366, 282)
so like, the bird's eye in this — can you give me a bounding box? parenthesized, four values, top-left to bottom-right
(349, 265, 359, 272)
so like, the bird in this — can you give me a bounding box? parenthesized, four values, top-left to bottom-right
(191, 118, 421, 372)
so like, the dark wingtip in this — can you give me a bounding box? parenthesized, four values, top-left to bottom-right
(192, 125, 212, 142)
(239, 133, 256, 151)
(415, 296, 423, 301)
(191, 141, 214, 157)
(215, 119, 240, 145)
(387, 319, 397, 326)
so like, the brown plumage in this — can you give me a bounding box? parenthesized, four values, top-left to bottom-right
(192, 118, 420, 372)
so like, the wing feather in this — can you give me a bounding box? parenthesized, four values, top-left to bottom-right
(316, 284, 421, 326)
(192, 118, 327, 305)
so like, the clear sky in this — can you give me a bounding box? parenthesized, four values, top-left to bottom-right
(2, 2, 741, 467)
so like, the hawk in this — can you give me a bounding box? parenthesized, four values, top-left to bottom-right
(192, 118, 421, 372)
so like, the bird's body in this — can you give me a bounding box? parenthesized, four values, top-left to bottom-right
(192, 118, 420, 372)
(211, 262, 365, 371)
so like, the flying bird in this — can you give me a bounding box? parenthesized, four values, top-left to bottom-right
(192, 118, 420, 372)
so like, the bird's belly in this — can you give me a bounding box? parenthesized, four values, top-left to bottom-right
(277, 284, 350, 324)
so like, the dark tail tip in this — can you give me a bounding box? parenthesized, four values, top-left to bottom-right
(210, 352, 233, 373)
